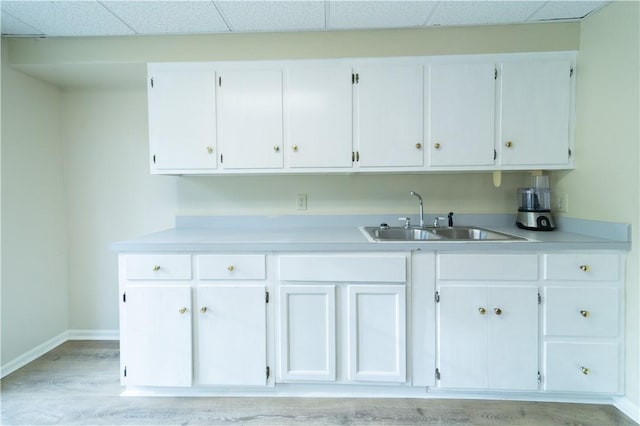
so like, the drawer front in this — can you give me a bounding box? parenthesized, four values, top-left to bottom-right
(279, 255, 406, 283)
(544, 342, 620, 394)
(125, 254, 192, 280)
(437, 254, 538, 281)
(198, 255, 266, 280)
(544, 287, 619, 337)
(544, 254, 619, 281)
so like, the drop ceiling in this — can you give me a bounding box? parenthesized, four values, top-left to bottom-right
(1, 0, 610, 38)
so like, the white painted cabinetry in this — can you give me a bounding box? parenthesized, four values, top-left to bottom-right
(218, 69, 284, 170)
(436, 254, 540, 390)
(148, 68, 217, 172)
(541, 253, 623, 394)
(497, 58, 573, 168)
(428, 62, 496, 167)
(286, 65, 353, 169)
(355, 64, 424, 168)
(278, 253, 409, 384)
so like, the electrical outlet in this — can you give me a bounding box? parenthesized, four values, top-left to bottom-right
(556, 193, 569, 213)
(296, 194, 307, 210)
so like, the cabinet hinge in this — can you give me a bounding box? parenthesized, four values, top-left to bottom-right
(352, 151, 355, 162)
(124, 366, 127, 377)
(435, 368, 441, 380)
(122, 292, 126, 303)
(537, 371, 542, 384)
(152, 154, 156, 164)
(538, 292, 542, 305)
(493, 149, 497, 161)
(352, 73, 359, 84)
(494, 68, 498, 80)
(356, 151, 360, 162)
(568, 148, 572, 158)
(265, 291, 270, 303)
(218, 76, 222, 87)
(150, 77, 154, 88)
(220, 154, 223, 164)
(570, 67, 574, 78)
(435, 291, 440, 303)
(266, 366, 271, 379)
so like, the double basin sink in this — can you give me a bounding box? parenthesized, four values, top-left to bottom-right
(362, 226, 526, 242)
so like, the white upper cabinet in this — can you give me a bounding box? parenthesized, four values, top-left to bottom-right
(148, 68, 217, 172)
(355, 64, 424, 168)
(218, 69, 284, 170)
(428, 62, 496, 167)
(286, 65, 353, 169)
(498, 58, 573, 168)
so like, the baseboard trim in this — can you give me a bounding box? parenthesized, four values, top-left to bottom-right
(1, 329, 120, 378)
(613, 396, 640, 424)
(1, 331, 69, 378)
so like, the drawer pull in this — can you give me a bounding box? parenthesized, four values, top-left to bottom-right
(478, 307, 486, 315)
(227, 265, 234, 272)
(581, 366, 590, 375)
(200, 306, 208, 314)
(580, 265, 590, 272)
(415, 143, 422, 150)
(178, 307, 187, 314)
(434, 142, 441, 149)
(494, 308, 503, 316)
(580, 310, 590, 318)
(206, 146, 214, 154)
(152, 265, 161, 272)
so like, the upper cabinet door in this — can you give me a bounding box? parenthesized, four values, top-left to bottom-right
(355, 64, 424, 168)
(286, 65, 353, 169)
(218, 69, 284, 169)
(428, 63, 496, 167)
(498, 59, 572, 167)
(148, 70, 217, 171)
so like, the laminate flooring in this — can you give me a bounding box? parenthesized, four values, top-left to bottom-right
(0, 341, 635, 425)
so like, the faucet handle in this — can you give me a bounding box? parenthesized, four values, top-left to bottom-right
(433, 216, 446, 227)
(398, 217, 411, 229)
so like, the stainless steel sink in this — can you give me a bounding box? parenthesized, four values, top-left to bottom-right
(364, 227, 443, 241)
(362, 226, 525, 242)
(430, 226, 526, 241)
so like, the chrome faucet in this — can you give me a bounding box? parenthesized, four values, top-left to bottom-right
(409, 191, 425, 228)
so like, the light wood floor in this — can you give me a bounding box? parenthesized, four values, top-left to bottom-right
(0, 340, 635, 425)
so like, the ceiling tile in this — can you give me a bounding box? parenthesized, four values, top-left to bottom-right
(1, 0, 134, 36)
(216, 0, 325, 32)
(102, 1, 229, 35)
(328, 0, 439, 29)
(428, 1, 545, 26)
(1, 10, 43, 36)
(528, 1, 609, 21)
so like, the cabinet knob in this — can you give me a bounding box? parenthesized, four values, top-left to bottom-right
(478, 307, 486, 315)
(292, 145, 298, 152)
(200, 306, 208, 314)
(494, 308, 503, 316)
(152, 265, 161, 272)
(416, 143, 422, 150)
(580, 265, 590, 272)
(273, 145, 280, 152)
(178, 307, 187, 314)
(581, 366, 590, 375)
(227, 265, 234, 272)
(580, 310, 590, 318)
(206, 146, 214, 154)
(505, 141, 513, 148)
(434, 142, 441, 150)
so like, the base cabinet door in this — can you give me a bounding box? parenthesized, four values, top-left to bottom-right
(280, 285, 336, 381)
(437, 285, 538, 390)
(348, 285, 406, 382)
(122, 285, 192, 387)
(197, 285, 267, 386)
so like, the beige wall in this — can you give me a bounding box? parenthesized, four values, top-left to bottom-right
(552, 0, 640, 407)
(1, 45, 69, 363)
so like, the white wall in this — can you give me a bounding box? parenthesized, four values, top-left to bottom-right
(551, 0, 640, 408)
(1, 48, 68, 363)
(61, 89, 175, 329)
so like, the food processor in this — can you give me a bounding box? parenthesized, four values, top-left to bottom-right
(516, 175, 555, 231)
